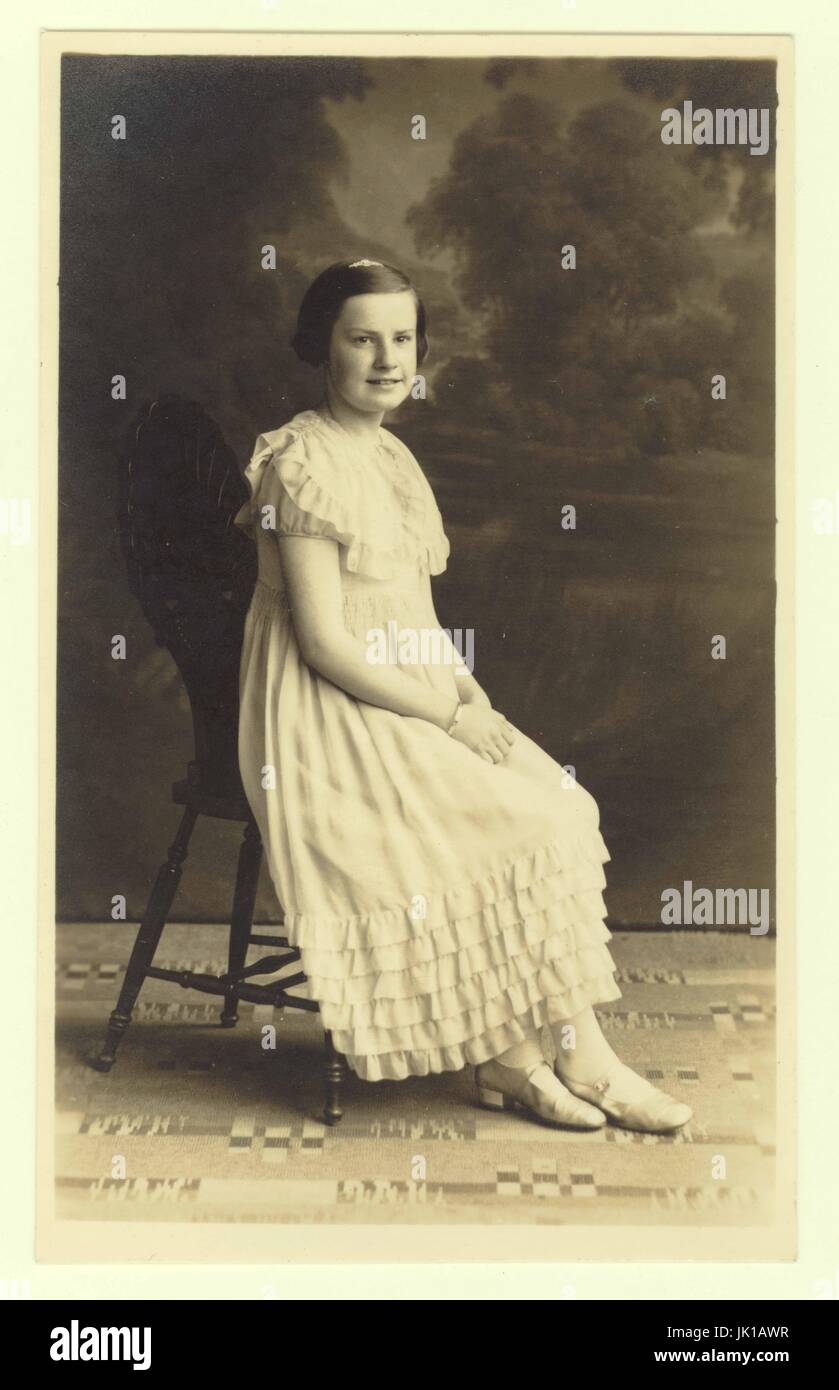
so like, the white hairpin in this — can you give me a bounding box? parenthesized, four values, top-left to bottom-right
(348, 258, 383, 268)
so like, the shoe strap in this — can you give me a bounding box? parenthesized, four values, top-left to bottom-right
(590, 1073, 613, 1095)
(588, 1070, 673, 1112)
(524, 1060, 555, 1083)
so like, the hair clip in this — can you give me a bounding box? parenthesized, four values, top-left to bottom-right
(348, 258, 383, 268)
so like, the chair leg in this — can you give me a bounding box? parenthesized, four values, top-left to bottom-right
(91, 805, 198, 1072)
(323, 1029, 347, 1125)
(220, 818, 263, 1026)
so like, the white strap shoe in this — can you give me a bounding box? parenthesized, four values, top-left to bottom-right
(555, 1062, 693, 1133)
(475, 1057, 607, 1130)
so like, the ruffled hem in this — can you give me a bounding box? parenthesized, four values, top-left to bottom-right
(285, 822, 620, 1080)
(314, 928, 616, 1031)
(234, 410, 450, 579)
(286, 824, 611, 953)
(305, 896, 612, 1009)
(334, 973, 624, 1082)
(299, 879, 608, 982)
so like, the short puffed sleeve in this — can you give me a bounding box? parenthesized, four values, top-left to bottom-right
(233, 419, 353, 544)
(233, 411, 450, 580)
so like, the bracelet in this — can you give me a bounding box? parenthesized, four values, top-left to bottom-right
(445, 699, 464, 737)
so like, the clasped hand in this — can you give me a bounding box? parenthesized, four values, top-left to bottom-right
(450, 700, 515, 764)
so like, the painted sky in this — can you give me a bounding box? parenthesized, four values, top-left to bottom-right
(322, 56, 739, 270)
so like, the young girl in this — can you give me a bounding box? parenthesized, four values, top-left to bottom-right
(234, 258, 692, 1134)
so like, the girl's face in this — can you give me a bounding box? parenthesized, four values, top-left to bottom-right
(325, 291, 418, 417)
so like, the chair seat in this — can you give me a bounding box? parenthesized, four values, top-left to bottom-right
(172, 776, 252, 822)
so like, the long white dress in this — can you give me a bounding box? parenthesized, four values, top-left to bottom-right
(234, 405, 623, 1081)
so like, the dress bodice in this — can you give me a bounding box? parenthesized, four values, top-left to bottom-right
(235, 405, 449, 635)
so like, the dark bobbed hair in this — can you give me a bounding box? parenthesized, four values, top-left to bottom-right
(291, 260, 428, 369)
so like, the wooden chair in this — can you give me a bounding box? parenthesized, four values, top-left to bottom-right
(90, 394, 348, 1124)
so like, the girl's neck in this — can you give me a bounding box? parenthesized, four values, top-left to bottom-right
(318, 389, 384, 446)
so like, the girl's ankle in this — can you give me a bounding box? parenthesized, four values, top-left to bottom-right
(493, 1038, 545, 1071)
(554, 1049, 620, 1083)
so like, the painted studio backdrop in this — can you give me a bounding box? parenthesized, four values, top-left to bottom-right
(57, 54, 776, 927)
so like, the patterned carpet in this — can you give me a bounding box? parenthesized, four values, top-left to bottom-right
(55, 925, 776, 1228)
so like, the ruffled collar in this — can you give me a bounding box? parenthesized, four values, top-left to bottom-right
(300, 405, 405, 469)
(238, 405, 450, 579)
(298, 406, 430, 525)
(307, 404, 388, 453)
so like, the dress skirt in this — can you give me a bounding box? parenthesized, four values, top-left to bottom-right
(237, 560, 623, 1082)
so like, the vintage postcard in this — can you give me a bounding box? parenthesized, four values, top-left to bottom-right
(37, 29, 794, 1264)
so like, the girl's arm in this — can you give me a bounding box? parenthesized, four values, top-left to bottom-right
(279, 536, 516, 763)
(278, 534, 459, 730)
(422, 574, 492, 707)
(456, 670, 491, 707)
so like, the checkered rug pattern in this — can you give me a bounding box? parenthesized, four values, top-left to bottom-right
(55, 925, 776, 1227)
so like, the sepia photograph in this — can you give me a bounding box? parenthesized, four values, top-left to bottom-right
(38, 30, 794, 1263)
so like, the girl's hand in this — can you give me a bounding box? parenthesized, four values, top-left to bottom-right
(450, 705, 515, 763)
